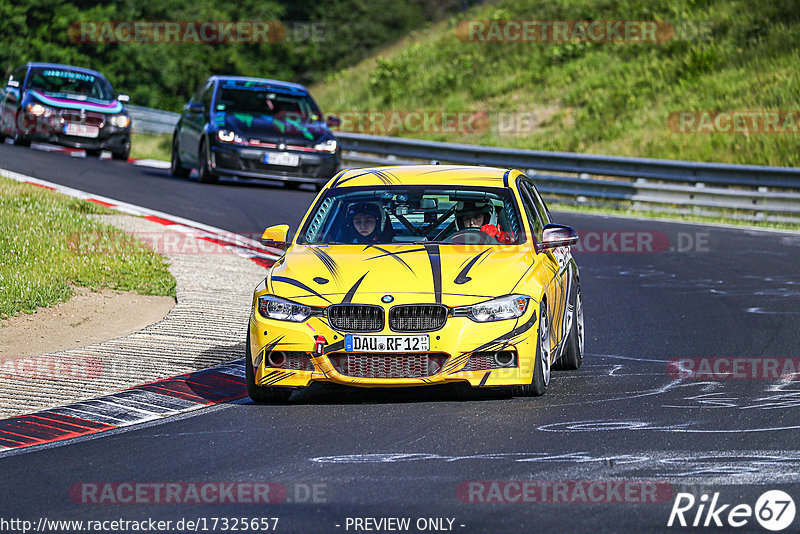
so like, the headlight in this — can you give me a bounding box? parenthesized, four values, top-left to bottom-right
(217, 130, 245, 144)
(313, 139, 337, 153)
(257, 295, 314, 322)
(454, 294, 530, 322)
(26, 103, 52, 117)
(110, 114, 131, 128)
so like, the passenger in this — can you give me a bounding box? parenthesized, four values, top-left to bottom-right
(455, 200, 513, 243)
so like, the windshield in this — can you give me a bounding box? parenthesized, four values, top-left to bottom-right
(216, 82, 321, 121)
(27, 67, 115, 101)
(299, 185, 525, 245)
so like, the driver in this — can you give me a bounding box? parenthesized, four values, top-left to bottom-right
(344, 202, 391, 244)
(455, 200, 513, 244)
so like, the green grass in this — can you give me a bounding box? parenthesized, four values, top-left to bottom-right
(313, 0, 800, 167)
(0, 177, 176, 318)
(130, 132, 172, 162)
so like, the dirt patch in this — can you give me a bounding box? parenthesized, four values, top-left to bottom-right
(0, 288, 175, 359)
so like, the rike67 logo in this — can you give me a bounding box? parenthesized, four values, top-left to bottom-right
(668, 490, 796, 531)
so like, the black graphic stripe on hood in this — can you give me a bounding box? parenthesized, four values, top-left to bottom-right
(365, 245, 415, 273)
(511, 264, 534, 293)
(271, 276, 332, 303)
(424, 244, 442, 304)
(468, 316, 537, 354)
(341, 272, 369, 304)
(454, 250, 490, 285)
(368, 247, 427, 258)
(255, 335, 285, 368)
(308, 246, 341, 283)
(323, 339, 345, 354)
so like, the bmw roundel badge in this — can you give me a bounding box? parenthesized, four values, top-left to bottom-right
(381, 295, 394, 304)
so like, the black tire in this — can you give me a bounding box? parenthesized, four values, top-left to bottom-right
(170, 136, 190, 177)
(85, 148, 103, 158)
(558, 283, 584, 371)
(13, 112, 31, 147)
(112, 143, 130, 161)
(0, 132, 7, 143)
(514, 301, 550, 397)
(245, 331, 292, 404)
(197, 140, 218, 184)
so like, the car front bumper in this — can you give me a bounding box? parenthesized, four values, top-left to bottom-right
(247, 300, 539, 390)
(211, 143, 339, 183)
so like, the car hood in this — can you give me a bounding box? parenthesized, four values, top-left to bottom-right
(266, 244, 539, 307)
(214, 112, 332, 145)
(28, 89, 124, 114)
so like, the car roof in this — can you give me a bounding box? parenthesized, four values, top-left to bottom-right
(330, 165, 518, 188)
(208, 75, 307, 93)
(24, 63, 107, 79)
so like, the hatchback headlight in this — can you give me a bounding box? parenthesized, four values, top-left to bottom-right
(217, 129, 245, 144)
(26, 103, 53, 117)
(258, 295, 314, 322)
(454, 294, 530, 322)
(110, 114, 131, 128)
(313, 139, 337, 153)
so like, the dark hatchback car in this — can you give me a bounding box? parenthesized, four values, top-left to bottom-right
(0, 62, 132, 159)
(171, 76, 340, 187)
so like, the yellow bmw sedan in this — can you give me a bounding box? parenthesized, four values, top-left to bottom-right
(246, 165, 584, 402)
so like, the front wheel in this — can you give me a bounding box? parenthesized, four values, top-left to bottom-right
(112, 143, 130, 161)
(557, 284, 584, 371)
(245, 331, 291, 404)
(514, 302, 550, 397)
(197, 140, 218, 184)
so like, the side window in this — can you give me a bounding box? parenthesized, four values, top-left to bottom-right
(201, 83, 214, 110)
(517, 179, 544, 241)
(528, 181, 552, 226)
(190, 82, 208, 103)
(10, 67, 27, 89)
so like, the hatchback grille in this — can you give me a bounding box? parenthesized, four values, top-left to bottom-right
(327, 305, 384, 332)
(389, 305, 448, 332)
(329, 353, 448, 378)
(59, 110, 105, 128)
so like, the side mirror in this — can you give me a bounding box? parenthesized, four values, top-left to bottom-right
(187, 102, 205, 114)
(7, 80, 19, 88)
(536, 224, 578, 252)
(326, 115, 341, 128)
(118, 94, 130, 103)
(260, 224, 290, 249)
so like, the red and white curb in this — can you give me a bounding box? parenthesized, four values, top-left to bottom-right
(0, 167, 282, 269)
(0, 360, 248, 453)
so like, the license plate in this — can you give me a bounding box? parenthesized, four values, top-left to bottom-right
(265, 152, 299, 167)
(344, 334, 430, 353)
(64, 123, 99, 138)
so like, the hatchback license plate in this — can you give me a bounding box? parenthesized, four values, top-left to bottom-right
(265, 152, 299, 167)
(64, 123, 99, 138)
(344, 334, 430, 353)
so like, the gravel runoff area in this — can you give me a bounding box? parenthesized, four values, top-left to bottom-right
(0, 214, 267, 419)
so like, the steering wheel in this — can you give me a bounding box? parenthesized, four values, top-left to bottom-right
(444, 228, 497, 244)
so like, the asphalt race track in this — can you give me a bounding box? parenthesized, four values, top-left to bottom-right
(2, 142, 800, 533)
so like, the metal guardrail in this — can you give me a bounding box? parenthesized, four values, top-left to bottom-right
(127, 105, 180, 135)
(123, 106, 800, 223)
(337, 132, 800, 224)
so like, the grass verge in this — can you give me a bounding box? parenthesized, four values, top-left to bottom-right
(0, 176, 176, 318)
(130, 132, 172, 162)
